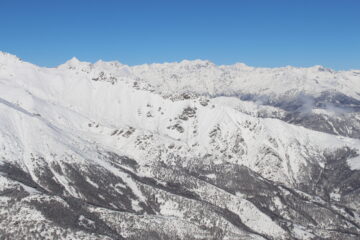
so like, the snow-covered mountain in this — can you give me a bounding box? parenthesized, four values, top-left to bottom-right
(0, 51, 360, 239)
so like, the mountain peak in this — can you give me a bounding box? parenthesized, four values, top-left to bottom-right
(0, 51, 22, 64)
(177, 59, 215, 69)
(66, 56, 81, 65)
(57, 56, 91, 69)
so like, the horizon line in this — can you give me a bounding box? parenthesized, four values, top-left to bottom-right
(1, 51, 359, 72)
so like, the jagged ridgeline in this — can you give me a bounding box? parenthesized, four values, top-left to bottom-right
(0, 52, 360, 239)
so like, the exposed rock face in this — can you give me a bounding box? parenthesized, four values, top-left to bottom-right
(0, 52, 360, 239)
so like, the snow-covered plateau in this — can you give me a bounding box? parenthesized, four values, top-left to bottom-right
(0, 51, 360, 239)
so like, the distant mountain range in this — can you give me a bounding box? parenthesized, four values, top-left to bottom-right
(0, 51, 359, 239)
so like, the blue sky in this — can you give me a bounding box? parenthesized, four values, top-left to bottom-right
(1, 0, 359, 69)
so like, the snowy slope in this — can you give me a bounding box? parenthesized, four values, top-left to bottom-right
(0, 52, 360, 239)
